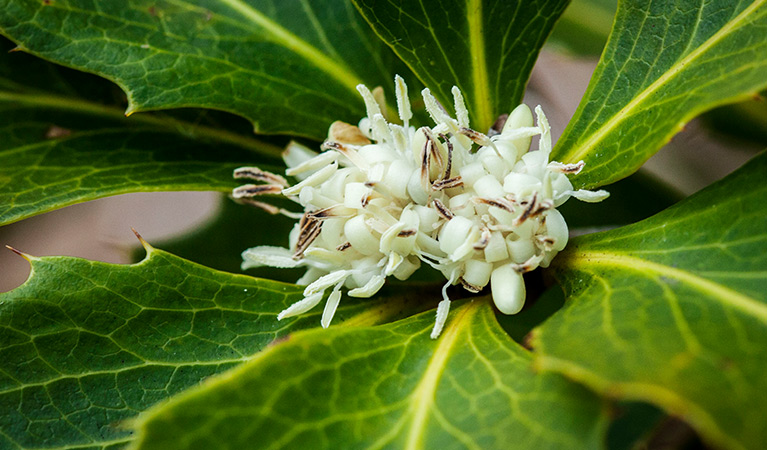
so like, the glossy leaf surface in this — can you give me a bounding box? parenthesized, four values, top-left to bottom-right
(352, 0, 569, 132)
(533, 152, 767, 450)
(132, 300, 607, 450)
(0, 243, 438, 450)
(0, 38, 283, 226)
(0, 0, 403, 138)
(553, 0, 767, 188)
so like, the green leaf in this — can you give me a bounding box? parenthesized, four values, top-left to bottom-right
(131, 299, 608, 450)
(0, 243, 438, 450)
(0, 0, 404, 138)
(552, 0, 767, 189)
(703, 93, 767, 147)
(0, 38, 283, 227)
(352, 0, 569, 132)
(531, 151, 767, 450)
(547, 0, 616, 56)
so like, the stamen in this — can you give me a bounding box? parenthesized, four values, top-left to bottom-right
(473, 197, 515, 213)
(460, 278, 482, 293)
(357, 84, 383, 119)
(514, 192, 538, 226)
(473, 227, 492, 250)
(432, 198, 454, 220)
(548, 160, 585, 174)
(421, 88, 453, 125)
(452, 86, 470, 128)
(293, 217, 323, 259)
(432, 177, 463, 191)
(232, 184, 283, 198)
(322, 141, 369, 169)
(511, 253, 544, 273)
(459, 127, 499, 155)
(233, 167, 289, 187)
(395, 74, 412, 128)
(441, 134, 454, 179)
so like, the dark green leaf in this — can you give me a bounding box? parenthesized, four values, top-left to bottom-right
(558, 170, 681, 230)
(605, 402, 665, 450)
(131, 299, 608, 450)
(552, 0, 767, 189)
(0, 243, 438, 450)
(0, 38, 283, 227)
(547, 0, 616, 56)
(0, 0, 404, 138)
(532, 151, 767, 450)
(703, 93, 767, 147)
(352, 0, 569, 132)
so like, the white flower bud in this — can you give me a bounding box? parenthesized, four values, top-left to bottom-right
(491, 264, 526, 314)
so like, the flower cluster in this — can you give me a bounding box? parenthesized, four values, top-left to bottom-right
(234, 76, 608, 338)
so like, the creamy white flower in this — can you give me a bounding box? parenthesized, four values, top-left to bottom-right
(234, 76, 608, 338)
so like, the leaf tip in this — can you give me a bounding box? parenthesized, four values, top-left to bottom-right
(131, 228, 155, 254)
(5, 245, 33, 261)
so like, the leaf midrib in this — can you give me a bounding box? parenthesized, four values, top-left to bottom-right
(0, 91, 281, 156)
(217, 0, 362, 93)
(404, 301, 476, 450)
(560, 0, 766, 164)
(467, 0, 492, 130)
(564, 251, 767, 323)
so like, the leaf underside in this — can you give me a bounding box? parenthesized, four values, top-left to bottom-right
(533, 151, 767, 450)
(553, 0, 767, 189)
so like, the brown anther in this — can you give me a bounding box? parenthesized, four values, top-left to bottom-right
(514, 193, 538, 226)
(459, 127, 492, 146)
(336, 242, 352, 252)
(529, 200, 554, 219)
(328, 121, 371, 146)
(420, 129, 431, 191)
(473, 228, 492, 250)
(307, 206, 353, 220)
(438, 133, 454, 179)
(550, 161, 585, 174)
(293, 218, 323, 259)
(232, 184, 283, 198)
(397, 229, 417, 238)
(432, 177, 463, 191)
(474, 197, 515, 213)
(536, 235, 556, 250)
(459, 278, 482, 293)
(234, 167, 289, 187)
(432, 198, 454, 220)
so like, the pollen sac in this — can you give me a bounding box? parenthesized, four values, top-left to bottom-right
(234, 76, 608, 338)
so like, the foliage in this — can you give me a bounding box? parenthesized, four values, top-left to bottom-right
(1, 1, 766, 449)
